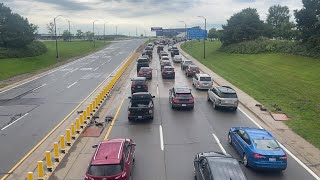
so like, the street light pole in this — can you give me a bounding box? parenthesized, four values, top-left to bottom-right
(179, 20, 187, 41)
(66, 19, 71, 42)
(198, 16, 207, 59)
(103, 21, 110, 44)
(93, 20, 98, 47)
(54, 15, 62, 59)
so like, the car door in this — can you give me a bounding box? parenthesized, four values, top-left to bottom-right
(237, 130, 248, 155)
(208, 88, 215, 101)
(169, 88, 173, 103)
(232, 130, 243, 153)
(198, 158, 207, 180)
(192, 75, 197, 85)
(123, 142, 132, 177)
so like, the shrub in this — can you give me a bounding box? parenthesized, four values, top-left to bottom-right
(0, 41, 47, 59)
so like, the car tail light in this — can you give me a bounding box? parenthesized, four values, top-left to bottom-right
(189, 98, 194, 103)
(115, 172, 126, 179)
(252, 153, 266, 159)
(85, 175, 94, 180)
(144, 86, 148, 90)
(149, 109, 153, 114)
(279, 155, 287, 160)
(173, 98, 179, 103)
(138, 72, 143, 75)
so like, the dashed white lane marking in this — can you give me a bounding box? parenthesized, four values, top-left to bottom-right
(159, 125, 164, 151)
(93, 67, 99, 71)
(238, 107, 320, 180)
(1, 113, 29, 131)
(32, 84, 47, 92)
(67, 82, 78, 89)
(212, 133, 227, 154)
(157, 83, 159, 95)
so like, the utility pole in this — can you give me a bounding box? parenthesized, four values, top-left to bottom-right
(93, 20, 98, 47)
(54, 15, 62, 59)
(136, 27, 137, 37)
(198, 16, 207, 59)
(66, 19, 71, 42)
(179, 20, 187, 41)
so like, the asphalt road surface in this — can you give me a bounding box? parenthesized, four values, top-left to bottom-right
(107, 45, 317, 180)
(0, 39, 145, 178)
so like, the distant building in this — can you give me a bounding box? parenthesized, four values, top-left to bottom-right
(155, 26, 206, 39)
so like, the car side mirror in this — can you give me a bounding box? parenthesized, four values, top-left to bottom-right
(131, 143, 136, 146)
(238, 160, 244, 164)
(152, 96, 155, 98)
(92, 144, 98, 148)
(128, 96, 132, 99)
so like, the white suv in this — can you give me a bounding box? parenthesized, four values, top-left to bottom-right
(192, 73, 213, 90)
(207, 86, 239, 111)
(173, 55, 183, 63)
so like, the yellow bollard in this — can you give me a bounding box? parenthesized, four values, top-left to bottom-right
(54, 142, 59, 162)
(79, 114, 84, 128)
(66, 129, 71, 146)
(83, 110, 88, 124)
(93, 100, 96, 112)
(27, 172, 33, 180)
(37, 161, 44, 180)
(86, 106, 90, 119)
(71, 123, 76, 140)
(45, 151, 53, 172)
(60, 135, 66, 154)
(90, 103, 93, 115)
(76, 118, 80, 134)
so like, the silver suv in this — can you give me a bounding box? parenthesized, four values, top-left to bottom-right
(193, 73, 213, 90)
(207, 86, 238, 111)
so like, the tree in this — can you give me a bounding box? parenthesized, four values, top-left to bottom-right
(220, 8, 266, 45)
(267, 5, 295, 39)
(0, 3, 38, 48)
(294, 0, 320, 41)
(46, 22, 55, 39)
(208, 28, 217, 40)
(62, 30, 71, 41)
(76, 29, 83, 39)
(84, 31, 94, 40)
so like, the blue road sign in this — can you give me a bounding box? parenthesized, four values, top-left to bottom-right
(187, 28, 207, 39)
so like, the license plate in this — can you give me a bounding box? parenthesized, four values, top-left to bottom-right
(182, 104, 186, 107)
(138, 116, 142, 119)
(137, 86, 141, 88)
(167, 72, 171, 74)
(269, 158, 276, 162)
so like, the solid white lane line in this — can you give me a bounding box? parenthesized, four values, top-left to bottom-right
(212, 133, 227, 154)
(1, 113, 29, 131)
(159, 125, 164, 151)
(238, 107, 320, 180)
(157, 83, 159, 95)
(67, 82, 77, 89)
(32, 84, 47, 92)
(93, 67, 99, 71)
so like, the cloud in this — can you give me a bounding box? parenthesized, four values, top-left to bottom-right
(33, 0, 92, 11)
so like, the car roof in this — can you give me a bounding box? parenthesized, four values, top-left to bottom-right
(217, 86, 236, 94)
(164, 66, 174, 69)
(132, 92, 151, 96)
(140, 67, 151, 70)
(197, 73, 211, 77)
(242, 128, 273, 140)
(188, 64, 198, 68)
(91, 139, 126, 165)
(184, 59, 192, 62)
(132, 77, 146, 81)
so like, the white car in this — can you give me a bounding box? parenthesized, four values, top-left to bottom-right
(173, 55, 183, 63)
(193, 73, 213, 90)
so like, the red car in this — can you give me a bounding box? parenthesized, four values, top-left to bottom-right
(85, 138, 136, 180)
(138, 67, 152, 79)
(162, 66, 175, 79)
(186, 64, 200, 77)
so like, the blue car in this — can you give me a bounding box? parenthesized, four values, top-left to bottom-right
(228, 127, 287, 171)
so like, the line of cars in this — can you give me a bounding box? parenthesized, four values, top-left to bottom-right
(84, 40, 288, 180)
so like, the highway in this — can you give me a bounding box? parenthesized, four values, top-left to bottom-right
(0, 39, 145, 178)
(106, 45, 317, 180)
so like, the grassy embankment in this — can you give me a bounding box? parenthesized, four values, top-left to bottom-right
(181, 40, 320, 149)
(0, 40, 109, 82)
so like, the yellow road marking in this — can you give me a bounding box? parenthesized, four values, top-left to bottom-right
(104, 98, 125, 140)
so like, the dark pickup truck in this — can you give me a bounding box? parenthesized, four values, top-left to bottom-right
(137, 57, 149, 73)
(128, 92, 155, 121)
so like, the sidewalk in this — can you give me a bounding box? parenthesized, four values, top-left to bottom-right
(178, 43, 320, 177)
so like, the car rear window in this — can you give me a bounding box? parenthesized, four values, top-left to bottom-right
(133, 80, 146, 85)
(176, 93, 192, 98)
(140, 68, 150, 72)
(164, 67, 174, 71)
(87, 164, 123, 176)
(132, 94, 151, 100)
(221, 93, 237, 98)
(162, 57, 169, 60)
(253, 139, 281, 151)
(189, 66, 198, 70)
(185, 61, 192, 64)
(200, 77, 211, 81)
(138, 59, 148, 63)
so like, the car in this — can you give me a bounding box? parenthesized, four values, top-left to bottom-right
(159, 51, 169, 59)
(136, 57, 149, 73)
(160, 60, 171, 71)
(157, 46, 164, 54)
(138, 67, 152, 79)
(162, 66, 175, 79)
(131, 77, 148, 94)
(181, 59, 193, 70)
(85, 138, 136, 180)
(172, 55, 183, 63)
(207, 86, 238, 110)
(169, 87, 194, 110)
(170, 48, 179, 57)
(160, 55, 170, 61)
(128, 92, 155, 121)
(192, 73, 213, 90)
(142, 55, 150, 62)
(194, 151, 247, 180)
(185, 64, 200, 77)
(146, 43, 153, 50)
(228, 127, 288, 171)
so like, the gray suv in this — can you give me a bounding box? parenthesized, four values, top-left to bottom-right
(207, 86, 238, 111)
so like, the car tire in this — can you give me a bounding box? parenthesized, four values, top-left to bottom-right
(171, 103, 175, 109)
(228, 133, 232, 144)
(233, 107, 238, 111)
(213, 100, 218, 110)
(207, 95, 210, 102)
(243, 153, 249, 167)
(150, 115, 154, 120)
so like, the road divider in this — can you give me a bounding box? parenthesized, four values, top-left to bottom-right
(1, 47, 139, 180)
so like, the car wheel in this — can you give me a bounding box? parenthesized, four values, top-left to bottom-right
(228, 133, 232, 144)
(207, 95, 210, 102)
(213, 100, 217, 110)
(233, 107, 238, 111)
(171, 103, 175, 109)
(243, 153, 249, 167)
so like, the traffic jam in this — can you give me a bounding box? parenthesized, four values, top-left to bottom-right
(85, 39, 288, 180)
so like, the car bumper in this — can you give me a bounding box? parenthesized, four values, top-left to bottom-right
(162, 74, 175, 78)
(128, 114, 153, 120)
(217, 103, 238, 108)
(172, 103, 194, 108)
(196, 84, 212, 89)
(173, 59, 182, 62)
(250, 161, 287, 170)
(131, 89, 148, 93)
(138, 74, 152, 79)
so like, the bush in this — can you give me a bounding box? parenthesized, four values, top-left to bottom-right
(0, 41, 47, 59)
(219, 38, 320, 58)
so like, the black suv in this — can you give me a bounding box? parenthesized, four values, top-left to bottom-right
(169, 87, 194, 110)
(194, 151, 247, 180)
(137, 57, 149, 73)
(131, 77, 148, 94)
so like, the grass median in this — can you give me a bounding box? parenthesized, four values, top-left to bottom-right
(181, 40, 320, 149)
(0, 40, 110, 82)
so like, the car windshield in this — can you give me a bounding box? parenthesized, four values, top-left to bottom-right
(221, 93, 237, 98)
(253, 139, 281, 150)
(87, 164, 123, 176)
(200, 77, 211, 81)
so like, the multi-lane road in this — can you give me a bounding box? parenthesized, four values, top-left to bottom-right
(0, 39, 145, 178)
(107, 45, 317, 180)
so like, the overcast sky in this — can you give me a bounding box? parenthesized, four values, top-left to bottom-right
(2, 0, 303, 36)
